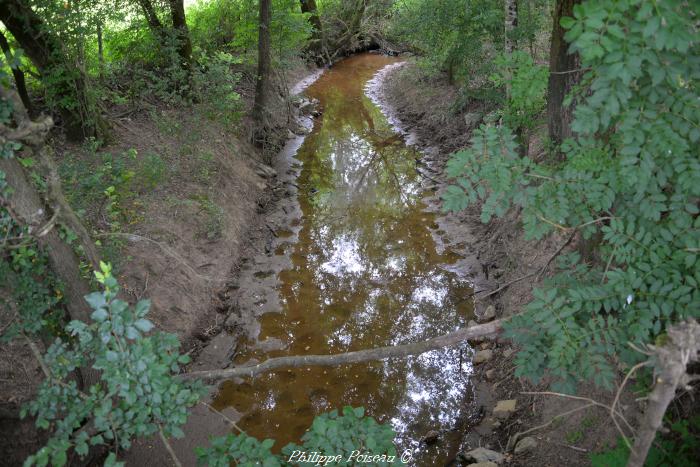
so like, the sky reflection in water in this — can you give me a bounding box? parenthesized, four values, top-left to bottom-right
(213, 54, 475, 463)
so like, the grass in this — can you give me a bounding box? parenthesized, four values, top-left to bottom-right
(564, 415, 598, 445)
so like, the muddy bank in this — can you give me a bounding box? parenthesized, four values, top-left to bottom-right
(378, 60, 640, 466)
(120, 67, 323, 466)
(0, 59, 319, 465)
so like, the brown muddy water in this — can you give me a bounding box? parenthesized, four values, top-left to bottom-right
(214, 54, 478, 464)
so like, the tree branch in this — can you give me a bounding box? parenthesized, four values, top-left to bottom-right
(627, 320, 700, 467)
(181, 319, 504, 382)
(159, 426, 183, 467)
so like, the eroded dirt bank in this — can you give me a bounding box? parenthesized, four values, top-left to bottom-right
(0, 63, 317, 465)
(378, 60, 640, 466)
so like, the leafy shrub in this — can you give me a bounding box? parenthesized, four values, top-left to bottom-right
(140, 153, 169, 189)
(196, 406, 397, 466)
(21, 262, 204, 467)
(489, 51, 548, 134)
(443, 0, 700, 392)
(194, 51, 243, 124)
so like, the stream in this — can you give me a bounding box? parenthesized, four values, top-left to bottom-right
(215, 53, 478, 464)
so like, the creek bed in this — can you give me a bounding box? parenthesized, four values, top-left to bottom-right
(214, 53, 478, 464)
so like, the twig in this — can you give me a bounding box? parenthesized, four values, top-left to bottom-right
(96, 232, 211, 281)
(199, 401, 244, 433)
(265, 223, 278, 237)
(23, 333, 50, 379)
(536, 230, 576, 281)
(475, 272, 537, 299)
(158, 426, 183, 467)
(549, 67, 591, 75)
(507, 402, 595, 451)
(550, 441, 588, 452)
(611, 361, 650, 438)
(521, 391, 634, 445)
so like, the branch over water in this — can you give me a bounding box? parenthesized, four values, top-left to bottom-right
(181, 319, 504, 382)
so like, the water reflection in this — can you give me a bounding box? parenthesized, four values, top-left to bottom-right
(213, 54, 475, 464)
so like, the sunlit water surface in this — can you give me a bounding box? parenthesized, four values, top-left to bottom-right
(213, 54, 476, 464)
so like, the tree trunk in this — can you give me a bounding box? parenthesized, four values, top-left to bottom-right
(627, 321, 700, 467)
(0, 30, 33, 116)
(547, 0, 582, 147)
(168, 0, 193, 74)
(0, 87, 100, 388)
(300, 0, 324, 62)
(97, 22, 104, 81)
(504, 0, 518, 55)
(137, 0, 168, 41)
(0, 158, 96, 325)
(252, 0, 272, 147)
(0, 0, 103, 141)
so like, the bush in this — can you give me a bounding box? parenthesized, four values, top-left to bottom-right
(443, 0, 700, 392)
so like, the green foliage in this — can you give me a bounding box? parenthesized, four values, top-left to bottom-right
(193, 51, 243, 123)
(61, 148, 138, 230)
(443, 0, 700, 391)
(386, 0, 503, 87)
(140, 152, 168, 189)
(195, 433, 280, 467)
(490, 51, 548, 133)
(22, 262, 204, 467)
(590, 416, 700, 467)
(187, 0, 310, 61)
(196, 406, 397, 466)
(191, 193, 224, 240)
(0, 242, 63, 340)
(284, 406, 397, 465)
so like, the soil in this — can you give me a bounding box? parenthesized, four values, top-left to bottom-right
(0, 61, 318, 466)
(378, 59, 643, 466)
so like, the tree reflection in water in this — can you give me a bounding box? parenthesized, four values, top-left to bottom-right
(213, 54, 477, 464)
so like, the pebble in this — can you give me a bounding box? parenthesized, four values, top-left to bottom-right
(514, 436, 538, 454)
(460, 447, 504, 464)
(473, 349, 493, 364)
(493, 399, 517, 419)
(478, 305, 496, 322)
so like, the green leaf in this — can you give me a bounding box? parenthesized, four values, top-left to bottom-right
(134, 319, 154, 333)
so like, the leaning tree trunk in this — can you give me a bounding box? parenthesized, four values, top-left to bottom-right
(627, 320, 700, 467)
(0, 87, 101, 388)
(137, 0, 168, 42)
(0, 30, 33, 116)
(0, 0, 104, 141)
(547, 0, 582, 147)
(252, 0, 272, 148)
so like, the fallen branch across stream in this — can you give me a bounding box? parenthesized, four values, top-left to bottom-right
(181, 319, 504, 382)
